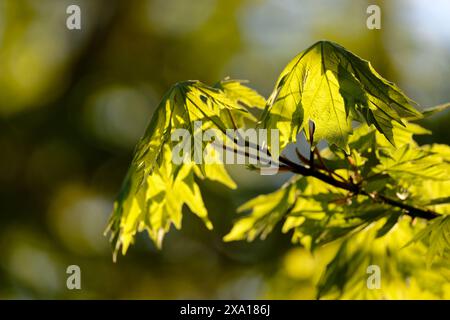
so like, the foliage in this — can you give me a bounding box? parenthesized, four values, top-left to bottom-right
(317, 218, 450, 299)
(105, 80, 263, 260)
(107, 40, 450, 298)
(261, 41, 421, 150)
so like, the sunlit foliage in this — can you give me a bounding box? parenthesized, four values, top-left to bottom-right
(107, 41, 450, 298)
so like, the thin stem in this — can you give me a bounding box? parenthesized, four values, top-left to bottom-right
(314, 148, 347, 182)
(232, 141, 439, 221)
(214, 141, 281, 167)
(277, 155, 438, 220)
(308, 120, 315, 170)
(220, 129, 438, 220)
(295, 147, 311, 167)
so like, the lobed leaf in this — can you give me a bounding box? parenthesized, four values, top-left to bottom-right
(318, 219, 450, 299)
(373, 144, 449, 181)
(106, 80, 263, 260)
(261, 40, 421, 151)
(223, 180, 298, 242)
(405, 215, 450, 266)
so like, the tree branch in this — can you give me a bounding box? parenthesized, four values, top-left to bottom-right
(225, 131, 439, 221)
(277, 155, 439, 220)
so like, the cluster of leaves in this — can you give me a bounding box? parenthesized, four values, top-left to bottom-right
(105, 79, 265, 260)
(317, 218, 450, 299)
(225, 121, 450, 297)
(106, 40, 450, 297)
(261, 41, 421, 150)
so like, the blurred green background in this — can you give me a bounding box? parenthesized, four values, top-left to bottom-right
(0, 0, 449, 299)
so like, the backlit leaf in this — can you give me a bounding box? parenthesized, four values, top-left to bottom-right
(223, 180, 298, 242)
(261, 40, 421, 151)
(406, 215, 450, 266)
(106, 80, 256, 260)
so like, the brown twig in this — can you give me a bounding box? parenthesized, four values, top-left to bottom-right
(221, 128, 439, 221)
(277, 155, 438, 220)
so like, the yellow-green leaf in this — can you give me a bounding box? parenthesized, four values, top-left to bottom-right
(106, 81, 251, 260)
(261, 40, 421, 151)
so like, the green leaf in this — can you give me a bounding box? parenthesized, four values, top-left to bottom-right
(224, 175, 390, 250)
(422, 102, 450, 118)
(318, 219, 449, 299)
(405, 215, 450, 266)
(317, 230, 373, 299)
(223, 180, 298, 242)
(213, 78, 266, 128)
(261, 40, 421, 151)
(408, 102, 450, 119)
(284, 187, 389, 250)
(376, 212, 400, 238)
(373, 144, 449, 181)
(406, 145, 450, 214)
(425, 197, 450, 206)
(106, 80, 252, 260)
(214, 78, 266, 110)
(375, 121, 430, 148)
